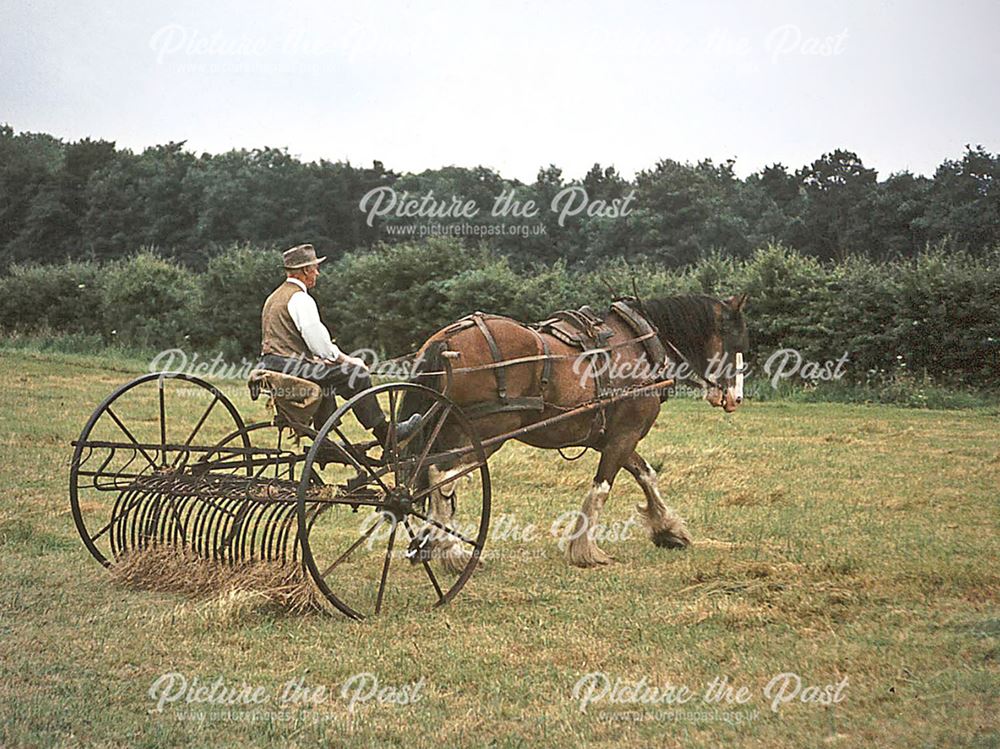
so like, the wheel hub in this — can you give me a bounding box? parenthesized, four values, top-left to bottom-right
(382, 487, 414, 521)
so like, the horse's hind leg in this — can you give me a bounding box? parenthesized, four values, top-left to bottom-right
(565, 441, 636, 568)
(623, 451, 691, 549)
(424, 463, 473, 575)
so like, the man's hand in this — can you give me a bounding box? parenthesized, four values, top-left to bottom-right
(334, 354, 368, 372)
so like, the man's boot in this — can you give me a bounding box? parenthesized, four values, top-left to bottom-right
(372, 413, 424, 449)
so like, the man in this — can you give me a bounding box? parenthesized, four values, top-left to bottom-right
(257, 243, 420, 446)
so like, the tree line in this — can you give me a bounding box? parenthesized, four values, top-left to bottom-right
(1, 124, 998, 270)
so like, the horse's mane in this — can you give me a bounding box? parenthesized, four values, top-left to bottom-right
(636, 294, 719, 371)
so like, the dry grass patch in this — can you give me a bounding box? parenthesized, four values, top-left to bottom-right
(109, 546, 330, 615)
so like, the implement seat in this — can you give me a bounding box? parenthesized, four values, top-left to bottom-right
(248, 369, 323, 437)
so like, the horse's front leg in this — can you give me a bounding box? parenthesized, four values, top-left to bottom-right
(623, 450, 692, 549)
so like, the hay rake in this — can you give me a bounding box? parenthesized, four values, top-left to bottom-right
(70, 372, 491, 619)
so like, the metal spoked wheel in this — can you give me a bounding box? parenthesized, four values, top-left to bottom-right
(68, 372, 250, 567)
(297, 382, 491, 619)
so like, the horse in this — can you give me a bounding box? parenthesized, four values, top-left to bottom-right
(399, 293, 749, 571)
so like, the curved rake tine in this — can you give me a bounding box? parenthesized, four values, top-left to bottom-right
(269, 505, 297, 563)
(212, 497, 243, 562)
(167, 493, 191, 548)
(138, 484, 163, 550)
(108, 485, 141, 556)
(247, 500, 273, 561)
(178, 491, 203, 557)
(220, 499, 252, 560)
(130, 488, 156, 553)
(259, 500, 288, 562)
(275, 507, 298, 564)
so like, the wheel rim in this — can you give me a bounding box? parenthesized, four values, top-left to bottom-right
(69, 372, 250, 567)
(297, 382, 491, 619)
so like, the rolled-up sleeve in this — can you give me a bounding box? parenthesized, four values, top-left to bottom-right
(287, 291, 343, 360)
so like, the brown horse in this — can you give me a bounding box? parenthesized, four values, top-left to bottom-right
(400, 293, 749, 570)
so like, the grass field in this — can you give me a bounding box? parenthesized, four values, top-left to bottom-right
(1, 349, 997, 748)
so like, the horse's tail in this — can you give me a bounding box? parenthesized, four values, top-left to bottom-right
(399, 339, 447, 420)
(398, 340, 449, 499)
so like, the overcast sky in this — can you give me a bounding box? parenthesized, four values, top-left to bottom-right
(2, 0, 998, 182)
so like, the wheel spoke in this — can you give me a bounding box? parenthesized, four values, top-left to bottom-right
(88, 516, 117, 544)
(409, 459, 484, 505)
(105, 407, 158, 471)
(403, 517, 444, 602)
(375, 522, 397, 615)
(407, 404, 453, 489)
(291, 383, 490, 618)
(409, 509, 478, 548)
(319, 514, 386, 578)
(329, 426, 392, 494)
(387, 389, 400, 478)
(307, 495, 386, 509)
(419, 399, 444, 426)
(158, 376, 167, 467)
(171, 394, 219, 469)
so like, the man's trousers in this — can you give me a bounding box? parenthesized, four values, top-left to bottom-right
(257, 354, 385, 432)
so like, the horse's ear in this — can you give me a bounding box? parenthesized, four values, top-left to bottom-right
(726, 293, 749, 313)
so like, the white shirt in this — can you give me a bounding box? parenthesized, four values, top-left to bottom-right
(285, 277, 344, 361)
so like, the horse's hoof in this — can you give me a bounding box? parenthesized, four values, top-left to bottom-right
(567, 549, 613, 568)
(405, 529, 433, 564)
(652, 530, 690, 549)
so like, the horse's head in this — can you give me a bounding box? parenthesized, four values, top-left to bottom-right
(703, 293, 749, 413)
(642, 293, 750, 414)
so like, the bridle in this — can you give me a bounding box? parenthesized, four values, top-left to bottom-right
(658, 335, 745, 408)
(626, 295, 747, 408)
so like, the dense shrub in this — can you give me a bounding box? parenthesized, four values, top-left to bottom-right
(99, 251, 200, 349)
(741, 243, 834, 362)
(0, 260, 103, 334)
(2, 240, 999, 391)
(194, 244, 284, 359)
(890, 248, 998, 387)
(317, 238, 502, 355)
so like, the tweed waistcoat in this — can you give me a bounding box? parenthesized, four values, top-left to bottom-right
(261, 281, 310, 358)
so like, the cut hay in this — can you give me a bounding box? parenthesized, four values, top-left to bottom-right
(109, 545, 330, 614)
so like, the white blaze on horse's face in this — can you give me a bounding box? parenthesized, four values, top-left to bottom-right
(706, 352, 744, 412)
(735, 352, 745, 403)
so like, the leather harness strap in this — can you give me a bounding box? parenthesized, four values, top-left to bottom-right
(455, 312, 548, 420)
(472, 312, 507, 402)
(526, 325, 552, 394)
(610, 300, 668, 377)
(436, 303, 670, 432)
